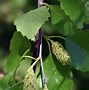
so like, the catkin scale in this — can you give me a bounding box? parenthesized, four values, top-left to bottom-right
(50, 40, 70, 65)
(23, 66, 36, 90)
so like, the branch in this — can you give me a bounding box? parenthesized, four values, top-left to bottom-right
(32, 30, 42, 72)
(32, 0, 47, 86)
(38, 0, 47, 85)
(39, 42, 47, 85)
(38, 0, 44, 7)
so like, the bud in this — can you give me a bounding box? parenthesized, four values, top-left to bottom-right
(50, 40, 71, 65)
(23, 66, 36, 90)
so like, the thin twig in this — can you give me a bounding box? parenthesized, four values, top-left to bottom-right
(39, 44, 47, 85)
(22, 56, 37, 61)
(38, 0, 47, 85)
(44, 35, 65, 40)
(31, 57, 40, 68)
(38, 0, 44, 7)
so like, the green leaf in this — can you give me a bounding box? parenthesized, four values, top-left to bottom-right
(56, 17, 79, 36)
(49, 5, 66, 24)
(82, 0, 89, 23)
(37, 54, 73, 90)
(4, 82, 23, 90)
(14, 6, 50, 41)
(65, 31, 89, 71)
(0, 79, 9, 89)
(59, 0, 85, 28)
(0, 74, 12, 89)
(5, 31, 31, 73)
(66, 31, 89, 51)
(5, 53, 21, 73)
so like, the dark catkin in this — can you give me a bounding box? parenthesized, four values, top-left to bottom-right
(50, 40, 71, 65)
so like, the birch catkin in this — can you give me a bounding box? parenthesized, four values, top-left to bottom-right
(50, 40, 71, 65)
(43, 84, 49, 90)
(23, 66, 36, 90)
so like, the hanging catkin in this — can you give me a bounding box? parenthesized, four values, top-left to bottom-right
(43, 84, 49, 90)
(50, 40, 71, 65)
(23, 66, 36, 90)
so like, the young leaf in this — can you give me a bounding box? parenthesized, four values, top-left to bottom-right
(14, 6, 50, 41)
(65, 31, 89, 71)
(49, 5, 66, 24)
(5, 31, 31, 73)
(59, 0, 85, 28)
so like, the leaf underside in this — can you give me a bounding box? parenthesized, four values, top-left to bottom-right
(14, 6, 50, 41)
(65, 31, 89, 71)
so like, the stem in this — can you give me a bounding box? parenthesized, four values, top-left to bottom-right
(38, 0, 44, 7)
(22, 56, 37, 61)
(39, 43, 47, 85)
(44, 37, 51, 55)
(44, 35, 65, 40)
(22, 49, 30, 56)
(21, 49, 30, 60)
(39, 2, 49, 6)
(31, 0, 47, 87)
(32, 30, 42, 72)
(31, 57, 40, 68)
(38, 0, 47, 85)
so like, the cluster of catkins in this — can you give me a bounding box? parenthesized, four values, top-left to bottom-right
(23, 39, 70, 90)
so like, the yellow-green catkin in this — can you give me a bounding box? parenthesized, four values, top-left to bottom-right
(43, 84, 49, 90)
(50, 40, 71, 65)
(23, 66, 36, 90)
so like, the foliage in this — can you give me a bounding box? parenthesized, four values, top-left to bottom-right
(14, 6, 50, 41)
(0, 0, 89, 90)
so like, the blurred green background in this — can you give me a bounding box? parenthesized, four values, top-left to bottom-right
(0, 0, 89, 90)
